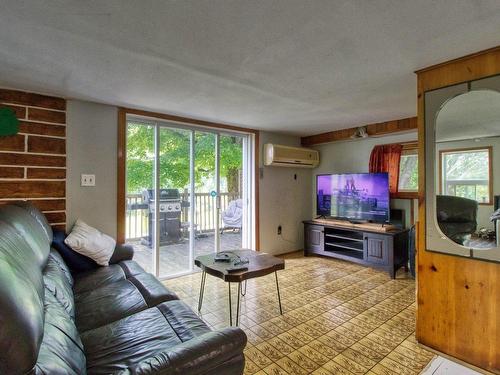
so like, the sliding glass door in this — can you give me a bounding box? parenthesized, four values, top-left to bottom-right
(157, 127, 192, 278)
(125, 117, 254, 278)
(193, 131, 217, 258)
(219, 134, 244, 251)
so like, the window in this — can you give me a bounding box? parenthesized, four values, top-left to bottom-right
(398, 147, 418, 192)
(440, 147, 492, 204)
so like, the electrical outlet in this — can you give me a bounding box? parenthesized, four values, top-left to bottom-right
(277, 225, 282, 235)
(81, 174, 96, 187)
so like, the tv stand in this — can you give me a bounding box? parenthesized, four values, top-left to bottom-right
(348, 219, 367, 225)
(303, 220, 409, 278)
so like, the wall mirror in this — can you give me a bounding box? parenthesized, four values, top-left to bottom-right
(428, 87, 500, 260)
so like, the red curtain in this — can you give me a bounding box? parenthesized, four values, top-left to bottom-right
(369, 144, 403, 194)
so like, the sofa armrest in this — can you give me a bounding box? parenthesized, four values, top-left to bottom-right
(118, 327, 247, 375)
(109, 243, 134, 264)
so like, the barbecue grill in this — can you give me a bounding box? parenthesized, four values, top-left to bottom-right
(141, 189, 187, 246)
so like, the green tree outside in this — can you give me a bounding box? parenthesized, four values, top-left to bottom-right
(126, 122, 243, 194)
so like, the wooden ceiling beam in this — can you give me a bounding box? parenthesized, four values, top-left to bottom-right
(300, 116, 417, 147)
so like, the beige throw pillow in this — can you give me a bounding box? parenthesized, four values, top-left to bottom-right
(64, 219, 116, 266)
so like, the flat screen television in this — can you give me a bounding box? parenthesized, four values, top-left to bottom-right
(316, 173, 390, 223)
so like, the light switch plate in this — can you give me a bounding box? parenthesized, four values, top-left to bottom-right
(81, 174, 95, 187)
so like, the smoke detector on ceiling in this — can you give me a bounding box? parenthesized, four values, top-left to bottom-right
(350, 126, 369, 139)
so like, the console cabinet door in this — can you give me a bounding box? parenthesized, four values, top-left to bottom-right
(305, 224, 324, 253)
(364, 233, 389, 265)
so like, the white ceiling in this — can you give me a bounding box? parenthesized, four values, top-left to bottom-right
(0, 1, 499, 136)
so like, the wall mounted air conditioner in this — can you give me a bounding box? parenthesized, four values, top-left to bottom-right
(264, 143, 319, 168)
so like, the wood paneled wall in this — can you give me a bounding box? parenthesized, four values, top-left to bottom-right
(301, 117, 417, 146)
(416, 46, 500, 374)
(0, 88, 66, 230)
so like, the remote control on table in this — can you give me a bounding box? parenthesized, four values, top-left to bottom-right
(214, 253, 231, 262)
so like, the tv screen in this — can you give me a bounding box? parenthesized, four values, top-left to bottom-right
(316, 173, 390, 223)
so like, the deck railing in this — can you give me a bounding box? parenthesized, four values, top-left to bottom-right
(126, 192, 240, 240)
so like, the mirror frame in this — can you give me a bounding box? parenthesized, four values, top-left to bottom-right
(424, 74, 500, 262)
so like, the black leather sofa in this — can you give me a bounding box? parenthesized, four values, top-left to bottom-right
(436, 195, 478, 245)
(0, 202, 246, 374)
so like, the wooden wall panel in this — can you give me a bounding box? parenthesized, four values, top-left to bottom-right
(27, 168, 66, 179)
(28, 107, 66, 124)
(0, 153, 66, 167)
(0, 88, 66, 227)
(0, 134, 25, 152)
(416, 46, 500, 374)
(28, 135, 66, 154)
(0, 167, 24, 178)
(301, 116, 417, 146)
(19, 121, 66, 137)
(0, 89, 66, 110)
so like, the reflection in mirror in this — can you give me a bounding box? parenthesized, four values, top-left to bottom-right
(435, 90, 500, 250)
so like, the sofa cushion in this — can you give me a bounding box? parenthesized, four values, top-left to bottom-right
(48, 249, 74, 287)
(117, 329, 247, 375)
(73, 260, 145, 294)
(81, 301, 212, 375)
(65, 219, 116, 266)
(75, 273, 179, 332)
(52, 229, 98, 273)
(75, 278, 148, 332)
(0, 221, 45, 375)
(34, 290, 86, 375)
(119, 259, 147, 277)
(43, 253, 75, 319)
(156, 300, 212, 342)
(128, 272, 179, 307)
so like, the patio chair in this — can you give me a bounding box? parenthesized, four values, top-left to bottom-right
(221, 199, 243, 234)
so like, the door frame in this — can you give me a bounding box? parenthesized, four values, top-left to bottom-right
(117, 107, 260, 252)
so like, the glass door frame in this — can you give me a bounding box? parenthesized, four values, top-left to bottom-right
(123, 113, 256, 280)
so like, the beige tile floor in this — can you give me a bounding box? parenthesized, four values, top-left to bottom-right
(164, 252, 436, 374)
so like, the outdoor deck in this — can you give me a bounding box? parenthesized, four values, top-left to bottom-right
(130, 230, 242, 276)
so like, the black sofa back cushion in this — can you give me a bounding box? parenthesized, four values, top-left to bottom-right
(0, 221, 45, 375)
(43, 252, 76, 319)
(0, 204, 51, 268)
(52, 229, 98, 273)
(14, 201, 53, 243)
(35, 290, 86, 374)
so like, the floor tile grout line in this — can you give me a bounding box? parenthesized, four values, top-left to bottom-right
(164, 255, 433, 375)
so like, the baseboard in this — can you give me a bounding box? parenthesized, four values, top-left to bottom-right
(418, 343, 496, 375)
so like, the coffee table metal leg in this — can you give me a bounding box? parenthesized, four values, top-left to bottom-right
(198, 270, 206, 312)
(236, 282, 241, 326)
(241, 280, 247, 296)
(228, 282, 232, 326)
(275, 271, 283, 315)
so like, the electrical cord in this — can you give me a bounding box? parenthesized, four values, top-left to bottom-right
(278, 224, 301, 244)
(279, 233, 298, 244)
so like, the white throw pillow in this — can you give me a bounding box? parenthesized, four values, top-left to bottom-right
(64, 219, 116, 266)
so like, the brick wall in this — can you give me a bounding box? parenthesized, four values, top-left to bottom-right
(0, 88, 66, 230)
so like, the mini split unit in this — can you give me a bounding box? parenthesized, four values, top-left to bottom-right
(264, 143, 320, 168)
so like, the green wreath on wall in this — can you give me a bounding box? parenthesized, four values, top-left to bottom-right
(0, 107, 19, 136)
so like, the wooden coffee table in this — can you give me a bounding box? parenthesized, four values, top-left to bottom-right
(194, 250, 285, 326)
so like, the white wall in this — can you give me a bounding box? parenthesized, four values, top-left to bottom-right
(311, 132, 418, 228)
(66, 99, 310, 254)
(259, 132, 312, 255)
(66, 100, 118, 237)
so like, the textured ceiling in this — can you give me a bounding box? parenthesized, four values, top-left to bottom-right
(0, 1, 499, 136)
